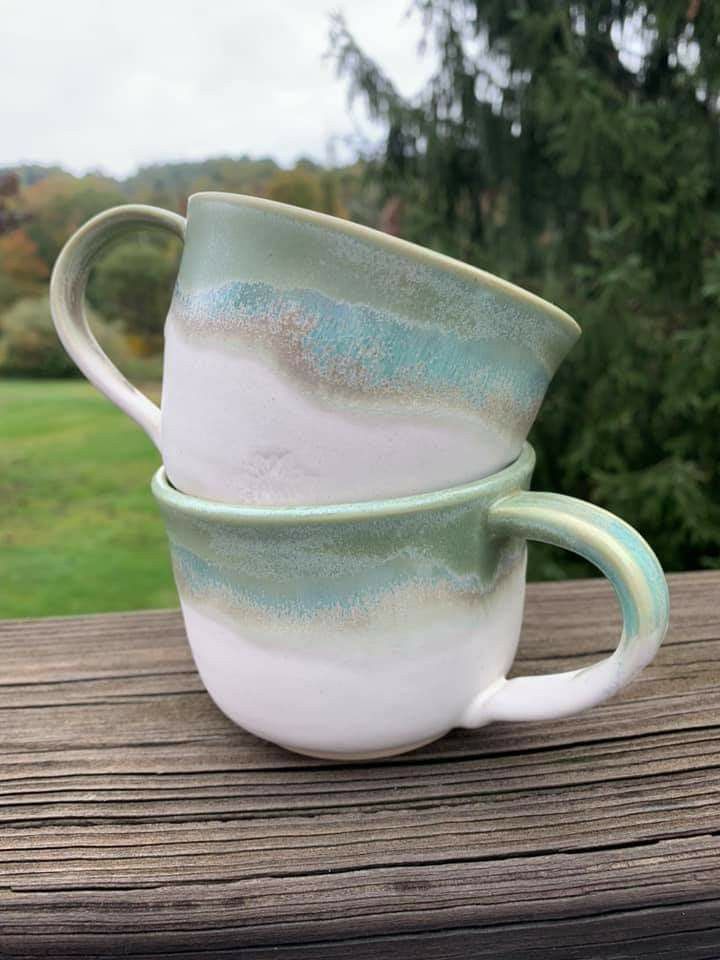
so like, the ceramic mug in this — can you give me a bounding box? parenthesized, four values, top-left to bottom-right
(152, 444, 669, 759)
(51, 194, 581, 505)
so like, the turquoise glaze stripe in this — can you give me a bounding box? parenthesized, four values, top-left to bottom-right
(168, 539, 507, 621)
(172, 281, 550, 419)
(159, 498, 525, 620)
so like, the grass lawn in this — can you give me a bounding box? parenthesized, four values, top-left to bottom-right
(1, 378, 178, 618)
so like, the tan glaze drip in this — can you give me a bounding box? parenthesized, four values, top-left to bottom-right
(169, 546, 527, 656)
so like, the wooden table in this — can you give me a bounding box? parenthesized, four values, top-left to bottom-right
(1, 571, 718, 959)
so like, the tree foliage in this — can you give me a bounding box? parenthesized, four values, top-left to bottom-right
(88, 240, 180, 347)
(330, 0, 720, 577)
(267, 163, 348, 217)
(21, 174, 125, 268)
(0, 229, 48, 289)
(0, 296, 77, 378)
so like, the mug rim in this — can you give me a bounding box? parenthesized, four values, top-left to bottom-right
(187, 192, 580, 338)
(152, 444, 536, 525)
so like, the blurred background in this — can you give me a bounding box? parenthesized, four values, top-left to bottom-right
(1, 0, 718, 618)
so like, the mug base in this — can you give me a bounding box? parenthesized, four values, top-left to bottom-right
(274, 734, 442, 762)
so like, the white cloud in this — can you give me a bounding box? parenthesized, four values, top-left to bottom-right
(0, 0, 431, 176)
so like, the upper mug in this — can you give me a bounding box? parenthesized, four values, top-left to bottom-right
(50, 194, 580, 505)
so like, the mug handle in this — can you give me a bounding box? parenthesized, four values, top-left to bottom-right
(461, 491, 670, 726)
(49, 205, 186, 451)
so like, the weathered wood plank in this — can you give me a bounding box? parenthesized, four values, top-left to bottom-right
(2, 844, 720, 956)
(0, 571, 718, 957)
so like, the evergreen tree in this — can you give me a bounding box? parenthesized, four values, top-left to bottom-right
(331, 0, 720, 577)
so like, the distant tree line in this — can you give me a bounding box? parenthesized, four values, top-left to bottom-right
(0, 157, 379, 380)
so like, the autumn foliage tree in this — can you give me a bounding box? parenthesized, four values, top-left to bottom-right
(0, 230, 48, 289)
(20, 173, 125, 268)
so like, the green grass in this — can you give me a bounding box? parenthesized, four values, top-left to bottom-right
(0, 379, 178, 618)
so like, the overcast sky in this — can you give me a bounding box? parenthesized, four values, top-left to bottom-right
(1, 0, 431, 178)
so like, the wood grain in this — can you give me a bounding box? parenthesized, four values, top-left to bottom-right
(0, 570, 718, 958)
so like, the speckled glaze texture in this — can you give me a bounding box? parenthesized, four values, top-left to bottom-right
(49, 195, 580, 506)
(170, 199, 576, 426)
(161, 194, 579, 504)
(152, 445, 669, 759)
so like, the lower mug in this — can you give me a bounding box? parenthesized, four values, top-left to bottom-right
(152, 445, 669, 760)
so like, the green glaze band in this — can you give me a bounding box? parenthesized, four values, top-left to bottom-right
(152, 446, 536, 632)
(170, 194, 580, 448)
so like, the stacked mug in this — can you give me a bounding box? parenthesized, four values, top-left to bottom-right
(51, 194, 669, 760)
